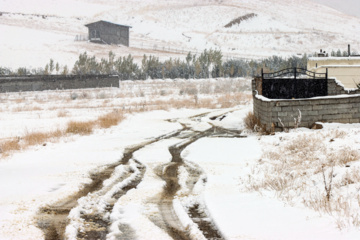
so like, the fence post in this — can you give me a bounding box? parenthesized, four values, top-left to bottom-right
(326, 68, 328, 80)
(294, 67, 297, 98)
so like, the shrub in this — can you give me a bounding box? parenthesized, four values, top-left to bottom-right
(0, 139, 21, 155)
(23, 132, 49, 145)
(23, 130, 65, 146)
(97, 110, 124, 128)
(330, 147, 360, 165)
(244, 111, 258, 130)
(66, 121, 95, 135)
(70, 92, 78, 100)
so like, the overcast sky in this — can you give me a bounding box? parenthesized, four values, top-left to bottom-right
(310, 0, 360, 18)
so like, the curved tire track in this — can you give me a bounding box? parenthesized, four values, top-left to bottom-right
(36, 111, 245, 240)
(36, 128, 186, 240)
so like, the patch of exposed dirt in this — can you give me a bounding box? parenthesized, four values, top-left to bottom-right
(188, 203, 224, 240)
(76, 160, 146, 240)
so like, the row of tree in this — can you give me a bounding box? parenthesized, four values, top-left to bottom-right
(0, 49, 309, 79)
(330, 49, 358, 57)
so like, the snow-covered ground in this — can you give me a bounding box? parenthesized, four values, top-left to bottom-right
(1, 0, 360, 239)
(1, 0, 360, 70)
(0, 79, 360, 239)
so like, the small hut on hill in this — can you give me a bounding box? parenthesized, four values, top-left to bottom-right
(85, 20, 131, 46)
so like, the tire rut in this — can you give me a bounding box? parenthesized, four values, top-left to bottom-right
(36, 111, 245, 240)
(74, 160, 146, 240)
(156, 129, 215, 239)
(36, 128, 186, 240)
(157, 123, 245, 240)
(188, 203, 223, 240)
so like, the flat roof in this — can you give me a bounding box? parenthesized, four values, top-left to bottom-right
(309, 57, 360, 61)
(85, 20, 132, 28)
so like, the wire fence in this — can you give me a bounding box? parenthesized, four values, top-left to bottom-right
(74, 34, 251, 61)
(131, 42, 198, 55)
(130, 41, 251, 61)
(74, 35, 88, 41)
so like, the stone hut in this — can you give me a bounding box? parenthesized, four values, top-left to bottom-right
(85, 20, 131, 46)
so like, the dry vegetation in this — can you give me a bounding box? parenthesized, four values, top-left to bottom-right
(243, 111, 258, 130)
(241, 129, 360, 229)
(243, 111, 267, 133)
(0, 78, 251, 157)
(0, 139, 21, 156)
(22, 130, 64, 145)
(97, 110, 124, 129)
(224, 13, 257, 28)
(66, 121, 96, 135)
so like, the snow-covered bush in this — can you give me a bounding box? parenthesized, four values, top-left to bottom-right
(242, 130, 360, 228)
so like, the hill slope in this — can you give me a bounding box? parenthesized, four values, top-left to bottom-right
(1, 0, 360, 70)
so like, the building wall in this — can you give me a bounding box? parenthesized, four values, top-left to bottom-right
(308, 57, 360, 88)
(87, 22, 130, 46)
(252, 78, 360, 132)
(0, 75, 119, 93)
(328, 78, 360, 95)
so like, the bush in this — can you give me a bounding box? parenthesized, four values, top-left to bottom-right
(70, 92, 78, 100)
(23, 132, 49, 145)
(66, 121, 95, 135)
(97, 110, 124, 128)
(244, 111, 258, 130)
(0, 139, 21, 155)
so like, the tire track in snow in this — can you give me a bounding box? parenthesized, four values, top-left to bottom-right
(156, 110, 248, 239)
(36, 111, 244, 240)
(36, 128, 186, 240)
(72, 159, 146, 240)
(157, 124, 242, 240)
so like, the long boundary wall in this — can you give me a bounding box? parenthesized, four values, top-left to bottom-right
(252, 77, 360, 132)
(0, 75, 119, 93)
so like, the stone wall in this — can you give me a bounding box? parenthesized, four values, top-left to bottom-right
(252, 77, 360, 132)
(0, 75, 119, 93)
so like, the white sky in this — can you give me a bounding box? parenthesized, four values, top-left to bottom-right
(310, 0, 360, 17)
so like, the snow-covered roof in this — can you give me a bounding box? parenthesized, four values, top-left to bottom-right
(85, 20, 132, 29)
(308, 57, 360, 61)
(315, 65, 360, 68)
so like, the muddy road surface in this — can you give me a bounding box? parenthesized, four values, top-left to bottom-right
(37, 110, 244, 239)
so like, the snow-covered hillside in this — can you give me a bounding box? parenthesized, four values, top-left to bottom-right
(1, 0, 360, 70)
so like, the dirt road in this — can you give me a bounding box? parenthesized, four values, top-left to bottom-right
(37, 111, 244, 239)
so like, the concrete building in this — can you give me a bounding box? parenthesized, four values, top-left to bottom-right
(85, 20, 131, 46)
(307, 47, 360, 88)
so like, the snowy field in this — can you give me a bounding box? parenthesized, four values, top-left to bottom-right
(0, 78, 360, 239)
(1, 0, 360, 239)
